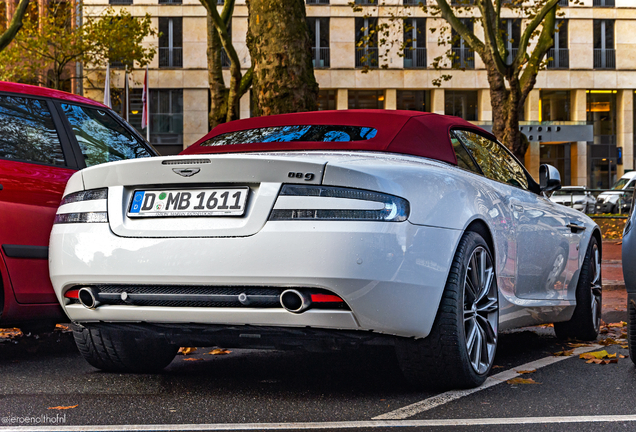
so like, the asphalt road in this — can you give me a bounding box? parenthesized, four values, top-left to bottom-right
(1, 322, 635, 432)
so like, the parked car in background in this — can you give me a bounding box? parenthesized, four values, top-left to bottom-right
(596, 171, 636, 214)
(0, 81, 157, 332)
(622, 185, 636, 366)
(49, 110, 602, 389)
(550, 186, 596, 214)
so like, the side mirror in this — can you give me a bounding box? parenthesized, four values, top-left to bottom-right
(540, 164, 562, 192)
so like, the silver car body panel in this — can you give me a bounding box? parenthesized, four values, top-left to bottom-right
(49, 151, 600, 338)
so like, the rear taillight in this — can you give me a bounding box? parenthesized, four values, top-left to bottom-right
(55, 188, 108, 224)
(269, 185, 409, 222)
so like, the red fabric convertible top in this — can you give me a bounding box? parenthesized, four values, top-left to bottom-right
(182, 110, 496, 165)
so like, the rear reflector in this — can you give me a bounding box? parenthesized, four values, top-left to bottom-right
(310, 293, 344, 303)
(64, 289, 80, 299)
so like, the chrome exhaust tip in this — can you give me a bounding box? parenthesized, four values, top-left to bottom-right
(78, 287, 100, 309)
(280, 289, 311, 313)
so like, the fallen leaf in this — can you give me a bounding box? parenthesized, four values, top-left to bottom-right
(607, 322, 627, 328)
(492, 365, 504, 369)
(183, 358, 203, 362)
(507, 378, 540, 385)
(553, 349, 574, 356)
(599, 338, 620, 346)
(0, 328, 23, 339)
(620, 355, 627, 359)
(568, 343, 590, 348)
(580, 350, 611, 360)
(55, 324, 70, 332)
(586, 359, 618, 365)
(208, 348, 232, 355)
(178, 347, 197, 355)
(48, 405, 78, 410)
(515, 369, 536, 374)
(621, 345, 629, 349)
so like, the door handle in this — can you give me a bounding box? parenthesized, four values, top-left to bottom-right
(566, 223, 586, 233)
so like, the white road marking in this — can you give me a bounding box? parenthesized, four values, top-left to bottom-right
(2, 414, 636, 431)
(373, 344, 602, 420)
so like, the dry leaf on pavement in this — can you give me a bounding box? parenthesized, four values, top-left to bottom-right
(208, 348, 232, 355)
(553, 349, 574, 356)
(598, 338, 621, 346)
(507, 378, 540, 385)
(515, 370, 536, 374)
(579, 350, 612, 360)
(178, 347, 197, 355)
(607, 322, 627, 328)
(585, 359, 619, 365)
(48, 405, 78, 410)
(183, 358, 203, 362)
(55, 324, 71, 332)
(0, 328, 23, 339)
(567, 343, 590, 348)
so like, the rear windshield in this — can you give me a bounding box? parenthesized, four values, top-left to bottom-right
(201, 125, 378, 147)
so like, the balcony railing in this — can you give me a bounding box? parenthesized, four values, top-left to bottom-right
(547, 48, 569, 69)
(109, 0, 132, 4)
(403, 0, 424, 4)
(594, 48, 615, 69)
(450, 0, 474, 4)
(354, 0, 376, 4)
(159, 47, 183, 68)
(306, 0, 329, 4)
(505, 47, 518, 65)
(452, 47, 474, 69)
(593, 0, 614, 6)
(355, 47, 379, 68)
(558, 0, 568, 6)
(312, 47, 330, 68)
(404, 47, 426, 68)
(159, 0, 182, 4)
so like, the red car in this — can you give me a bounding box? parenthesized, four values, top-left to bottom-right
(0, 81, 157, 332)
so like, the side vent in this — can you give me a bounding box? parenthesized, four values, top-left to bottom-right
(162, 159, 211, 165)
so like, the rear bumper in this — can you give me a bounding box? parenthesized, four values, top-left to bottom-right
(49, 221, 461, 338)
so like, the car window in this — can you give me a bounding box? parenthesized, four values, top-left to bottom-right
(0, 95, 66, 166)
(61, 104, 153, 167)
(450, 134, 481, 174)
(454, 130, 529, 190)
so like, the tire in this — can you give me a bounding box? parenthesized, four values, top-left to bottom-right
(395, 231, 499, 389)
(554, 236, 602, 341)
(72, 324, 178, 373)
(629, 295, 636, 366)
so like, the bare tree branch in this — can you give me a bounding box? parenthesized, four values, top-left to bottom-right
(0, 0, 29, 52)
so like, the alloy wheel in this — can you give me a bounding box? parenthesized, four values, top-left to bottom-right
(463, 246, 498, 375)
(590, 243, 602, 333)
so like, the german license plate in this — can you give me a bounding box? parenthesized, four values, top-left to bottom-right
(127, 188, 249, 217)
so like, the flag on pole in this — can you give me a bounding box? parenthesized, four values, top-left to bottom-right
(141, 67, 148, 131)
(103, 64, 112, 108)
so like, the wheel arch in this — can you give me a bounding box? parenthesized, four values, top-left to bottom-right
(464, 218, 496, 263)
(591, 228, 603, 260)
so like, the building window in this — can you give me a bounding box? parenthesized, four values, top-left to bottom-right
(306, 0, 329, 4)
(540, 90, 570, 121)
(501, 19, 521, 65)
(450, 0, 474, 4)
(403, 0, 424, 4)
(558, 0, 568, 6)
(348, 90, 384, 109)
(547, 20, 569, 69)
(445, 90, 478, 121)
(397, 90, 430, 112)
(317, 90, 336, 110)
(593, 0, 615, 6)
(587, 90, 616, 145)
(540, 144, 571, 186)
(355, 17, 378, 68)
(594, 20, 615, 69)
(109, 0, 132, 4)
(159, 18, 183, 68)
(159, 0, 181, 4)
(404, 18, 426, 68)
(307, 18, 330, 68)
(452, 19, 474, 69)
(354, 0, 376, 4)
(150, 89, 183, 156)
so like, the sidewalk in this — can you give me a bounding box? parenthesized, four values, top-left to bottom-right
(602, 240, 627, 323)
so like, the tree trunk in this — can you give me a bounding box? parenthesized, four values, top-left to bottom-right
(246, 0, 318, 116)
(207, 13, 228, 129)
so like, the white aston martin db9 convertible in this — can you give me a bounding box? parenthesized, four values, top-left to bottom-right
(49, 110, 602, 389)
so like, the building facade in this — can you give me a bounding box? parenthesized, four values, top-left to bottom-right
(76, 0, 636, 186)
